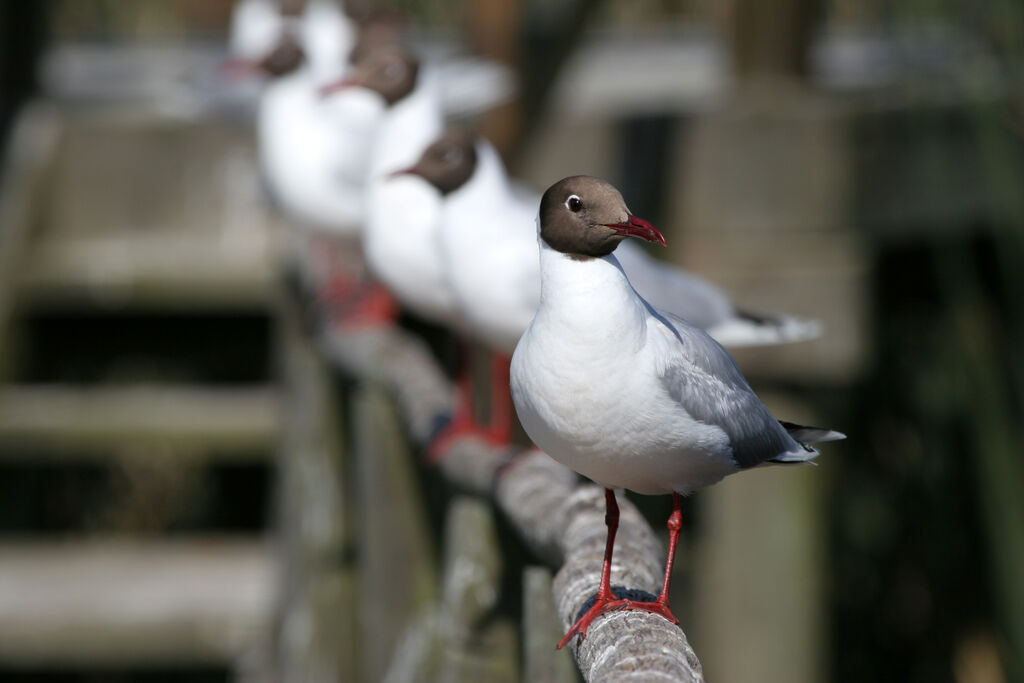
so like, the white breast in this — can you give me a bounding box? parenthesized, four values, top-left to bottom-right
(438, 144, 540, 352)
(511, 246, 738, 495)
(258, 71, 377, 234)
(364, 176, 458, 324)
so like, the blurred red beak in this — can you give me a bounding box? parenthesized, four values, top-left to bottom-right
(604, 215, 667, 246)
(387, 165, 419, 179)
(318, 77, 361, 98)
(219, 57, 263, 81)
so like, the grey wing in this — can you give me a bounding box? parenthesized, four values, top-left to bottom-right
(649, 306, 812, 468)
(617, 241, 734, 331)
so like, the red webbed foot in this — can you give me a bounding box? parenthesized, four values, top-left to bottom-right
(557, 587, 678, 650)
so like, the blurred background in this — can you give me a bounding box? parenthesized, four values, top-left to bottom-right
(1, 0, 1023, 681)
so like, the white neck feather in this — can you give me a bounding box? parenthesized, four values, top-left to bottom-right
(536, 240, 647, 339)
(443, 140, 511, 236)
(370, 70, 443, 178)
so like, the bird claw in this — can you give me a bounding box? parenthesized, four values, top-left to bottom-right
(557, 587, 678, 650)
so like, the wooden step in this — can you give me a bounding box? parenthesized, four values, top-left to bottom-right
(0, 537, 275, 666)
(0, 384, 279, 459)
(18, 232, 275, 311)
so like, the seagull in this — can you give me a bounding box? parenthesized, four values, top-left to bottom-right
(321, 47, 486, 454)
(225, 0, 357, 87)
(225, 2, 400, 325)
(391, 131, 534, 447)
(397, 131, 823, 453)
(323, 45, 456, 326)
(509, 175, 844, 648)
(251, 14, 368, 235)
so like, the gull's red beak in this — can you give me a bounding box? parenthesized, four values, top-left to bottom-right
(318, 76, 362, 98)
(387, 165, 419, 179)
(219, 58, 263, 81)
(604, 215, 667, 246)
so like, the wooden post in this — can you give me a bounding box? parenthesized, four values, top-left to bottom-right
(320, 326, 454, 447)
(351, 382, 438, 682)
(669, 4, 851, 680)
(691, 451, 826, 683)
(435, 497, 517, 682)
(462, 0, 522, 155)
(275, 290, 357, 682)
(523, 566, 579, 683)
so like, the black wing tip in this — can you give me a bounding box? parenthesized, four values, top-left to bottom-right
(779, 420, 846, 444)
(735, 307, 779, 326)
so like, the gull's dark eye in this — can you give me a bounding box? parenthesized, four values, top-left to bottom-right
(441, 146, 462, 165)
(566, 195, 583, 212)
(382, 61, 405, 81)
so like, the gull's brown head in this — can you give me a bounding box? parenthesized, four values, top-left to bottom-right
(539, 176, 666, 259)
(392, 131, 477, 195)
(330, 45, 418, 105)
(257, 31, 305, 77)
(279, 0, 307, 17)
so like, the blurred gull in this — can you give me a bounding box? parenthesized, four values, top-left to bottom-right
(323, 45, 457, 326)
(226, 0, 355, 85)
(226, 0, 403, 325)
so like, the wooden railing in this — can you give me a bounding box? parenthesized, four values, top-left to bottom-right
(277, 283, 706, 682)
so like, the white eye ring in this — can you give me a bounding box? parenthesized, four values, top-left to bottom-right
(565, 194, 583, 212)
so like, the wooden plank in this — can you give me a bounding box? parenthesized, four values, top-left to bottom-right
(19, 232, 274, 311)
(0, 537, 275, 666)
(273, 289, 357, 682)
(0, 384, 279, 458)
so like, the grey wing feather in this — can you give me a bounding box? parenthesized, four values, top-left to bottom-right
(617, 241, 733, 331)
(648, 305, 814, 468)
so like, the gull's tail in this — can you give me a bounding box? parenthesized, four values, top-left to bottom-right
(769, 421, 846, 464)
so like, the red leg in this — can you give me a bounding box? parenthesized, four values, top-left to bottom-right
(426, 338, 479, 463)
(344, 281, 398, 327)
(487, 353, 512, 445)
(596, 488, 621, 602)
(453, 339, 476, 430)
(557, 490, 680, 650)
(655, 493, 683, 607)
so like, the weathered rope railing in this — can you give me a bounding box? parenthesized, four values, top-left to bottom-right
(316, 321, 705, 682)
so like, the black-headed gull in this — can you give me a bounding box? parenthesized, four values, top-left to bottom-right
(324, 45, 456, 326)
(329, 47, 495, 457)
(509, 175, 844, 648)
(250, 17, 372, 235)
(227, 3, 400, 326)
(226, 0, 355, 86)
